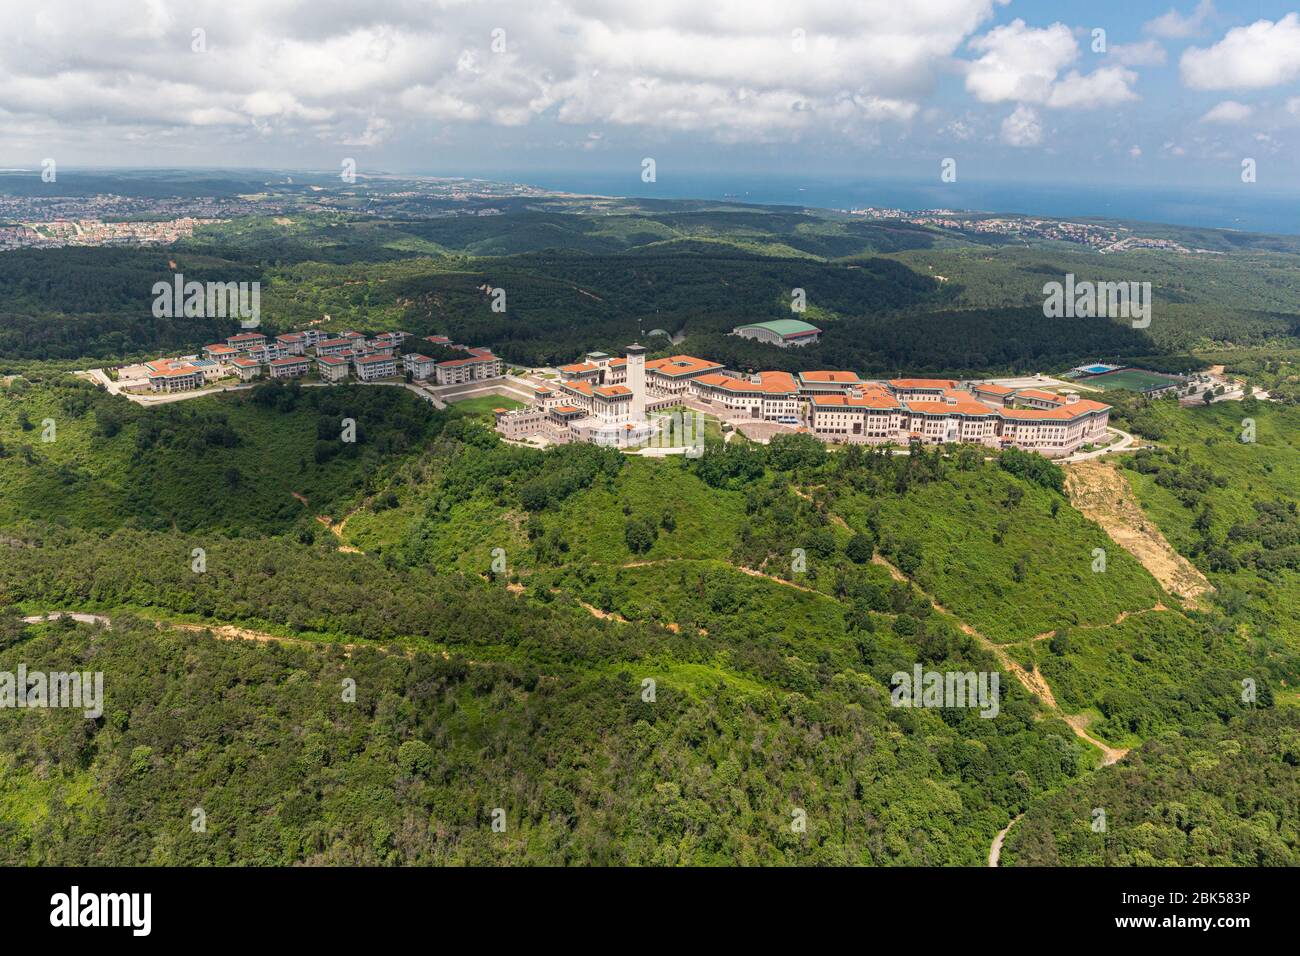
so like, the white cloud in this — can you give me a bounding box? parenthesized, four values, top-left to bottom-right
(1000, 104, 1042, 146)
(1288, 97, 1300, 117)
(966, 20, 1077, 103)
(1129, 145, 1142, 158)
(1181, 14, 1300, 90)
(965, 20, 1138, 109)
(1145, 0, 1215, 39)
(1046, 66, 1138, 108)
(1199, 100, 1253, 124)
(0, 0, 1008, 152)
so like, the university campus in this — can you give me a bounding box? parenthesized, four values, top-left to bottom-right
(496, 341, 1114, 458)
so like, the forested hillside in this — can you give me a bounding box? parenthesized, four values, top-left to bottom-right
(6, 198, 1298, 370)
(1, 370, 1294, 864)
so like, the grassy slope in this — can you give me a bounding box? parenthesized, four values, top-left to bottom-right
(834, 469, 1165, 643)
(1124, 401, 1300, 649)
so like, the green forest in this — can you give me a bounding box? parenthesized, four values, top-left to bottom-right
(1, 196, 1298, 866)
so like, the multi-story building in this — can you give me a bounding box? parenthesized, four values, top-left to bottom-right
(887, 379, 959, 402)
(275, 332, 308, 355)
(797, 371, 863, 397)
(354, 351, 398, 382)
(316, 354, 350, 382)
(269, 355, 309, 379)
(996, 400, 1111, 455)
(231, 356, 262, 381)
(808, 390, 905, 440)
(807, 381, 1112, 457)
(315, 337, 353, 357)
(190, 359, 223, 382)
(226, 331, 267, 351)
(644, 355, 725, 395)
(903, 391, 1001, 445)
(245, 343, 283, 365)
(403, 353, 436, 381)
(690, 371, 800, 422)
(1012, 388, 1068, 410)
(203, 343, 238, 363)
(434, 349, 502, 385)
(969, 383, 1016, 406)
(146, 359, 205, 393)
(499, 346, 1112, 458)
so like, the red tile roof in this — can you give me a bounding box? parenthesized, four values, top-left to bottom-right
(1014, 388, 1064, 404)
(800, 370, 861, 384)
(438, 354, 496, 368)
(646, 355, 723, 377)
(810, 392, 901, 409)
(889, 378, 958, 390)
(694, 371, 797, 395)
(999, 400, 1109, 421)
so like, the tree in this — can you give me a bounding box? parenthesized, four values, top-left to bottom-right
(624, 517, 657, 555)
(845, 533, 874, 564)
(895, 538, 923, 575)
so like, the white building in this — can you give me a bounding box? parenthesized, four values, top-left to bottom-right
(354, 351, 398, 382)
(316, 354, 349, 382)
(269, 355, 310, 379)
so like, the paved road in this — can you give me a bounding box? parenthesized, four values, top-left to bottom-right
(1059, 426, 1136, 463)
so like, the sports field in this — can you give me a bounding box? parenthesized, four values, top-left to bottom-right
(1079, 368, 1181, 392)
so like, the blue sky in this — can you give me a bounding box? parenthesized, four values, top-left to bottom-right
(3, 1, 1300, 192)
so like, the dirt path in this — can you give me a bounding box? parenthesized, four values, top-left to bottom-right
(621, 556, 827, 596)
(989, 814, 1023, 867)
(316, 506, 366, 554)
(1064, 460, 1212, 609)
(1020, 602, 1169, 644)
(870, 552, 1129, 766)
(23, 610, 360, 651)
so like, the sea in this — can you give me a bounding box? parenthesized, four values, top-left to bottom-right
(492, 170, 1300, 236)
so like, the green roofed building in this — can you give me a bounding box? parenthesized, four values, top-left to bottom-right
(731, 318, 821, 348)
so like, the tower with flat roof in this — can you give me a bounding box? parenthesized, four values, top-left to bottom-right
(625, 343, 647, 421)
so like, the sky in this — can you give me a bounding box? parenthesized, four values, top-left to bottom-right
(3, 0, 1300, 192)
